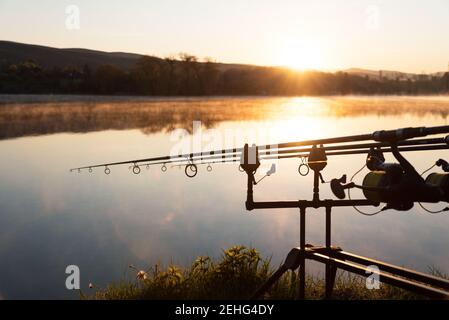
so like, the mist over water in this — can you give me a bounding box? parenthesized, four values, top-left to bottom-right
(1, 95, 449, 299)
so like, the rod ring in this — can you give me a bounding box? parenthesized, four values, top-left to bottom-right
(207, 164, 213, 172)
(132, 164, 141, 175)
(298, 163, 310, 176)
(161, 164, 167, 172)
(185, 164, 198, 178)
(104, 167, 111, 175)
(89, 167, 93, 173)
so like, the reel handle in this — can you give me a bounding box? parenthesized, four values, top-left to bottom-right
(436, 159, 449, 172)
(330, 175, 354, 199)
(330, 175, 388, 200)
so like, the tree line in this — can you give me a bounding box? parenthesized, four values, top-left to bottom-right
(1, 54, 449, 96)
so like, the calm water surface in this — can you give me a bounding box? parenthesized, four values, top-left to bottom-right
(1, 95, 449, 299)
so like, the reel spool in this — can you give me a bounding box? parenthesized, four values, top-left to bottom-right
(426, 159, 449, 198)
(425, 173, 449, 198)
(360, 170, 449, 210)
(361, 171, 400, 205)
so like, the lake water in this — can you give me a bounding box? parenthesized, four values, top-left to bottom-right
(1, 95, 449, 299)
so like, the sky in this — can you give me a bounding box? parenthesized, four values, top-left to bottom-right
(0, 0, 448, 73)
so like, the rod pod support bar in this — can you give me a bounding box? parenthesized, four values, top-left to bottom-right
(240, 144, 260, 210)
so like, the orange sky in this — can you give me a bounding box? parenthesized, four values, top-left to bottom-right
(1, 0, 449, 73)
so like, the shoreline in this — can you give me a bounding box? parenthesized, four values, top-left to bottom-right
(1, 93, 449, 104)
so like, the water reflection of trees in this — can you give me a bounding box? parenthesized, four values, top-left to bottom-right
(0, 96, 449, 140)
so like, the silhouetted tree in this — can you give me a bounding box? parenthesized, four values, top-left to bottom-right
(201, 58, 219, 95)
(1, 57, 448, 96)
(132, 56, 156, 94)
(179, 53, 202, 95)
(164, 56, 177, 95)
(93, 64, 127, 94)
(443, 72, 449, 92)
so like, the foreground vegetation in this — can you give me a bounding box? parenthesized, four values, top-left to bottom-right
(90, 246, 428, 300)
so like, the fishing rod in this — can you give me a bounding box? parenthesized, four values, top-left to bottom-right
(70, 126, 449, 174)
(127, 142, 448, 177)
(70, 125, 449, 204)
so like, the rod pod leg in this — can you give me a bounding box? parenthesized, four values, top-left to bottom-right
(297, 207, 306, 300)
(325, 264, 337, 299)
(324, 206, 336, 299)
(250, 248, 302, 300)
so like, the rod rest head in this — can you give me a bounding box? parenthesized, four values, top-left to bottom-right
(240, 143, 260, 174)
(308, 145, 327, 172)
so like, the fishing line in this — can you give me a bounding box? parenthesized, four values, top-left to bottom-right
(348, 164, 382, 216)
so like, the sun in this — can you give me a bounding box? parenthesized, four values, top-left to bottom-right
(276, 39, 323, 71)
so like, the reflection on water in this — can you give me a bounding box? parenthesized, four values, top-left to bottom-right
(1, 95, 449, 140)
(1, 95, 449, 299)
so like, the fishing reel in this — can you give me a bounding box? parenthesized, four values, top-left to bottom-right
(331, 147, 449, 211)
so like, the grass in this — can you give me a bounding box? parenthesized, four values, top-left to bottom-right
(89, 245, 435, 300)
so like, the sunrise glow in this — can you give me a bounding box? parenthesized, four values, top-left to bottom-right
(276, 38, 324, 71)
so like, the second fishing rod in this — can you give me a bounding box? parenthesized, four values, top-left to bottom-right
(70, 125, 449, 173)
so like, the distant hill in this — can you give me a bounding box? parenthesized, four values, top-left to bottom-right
(0, 40, 252, 72)
(0, 40, 145, 70)
(344, 68, 444, 80)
